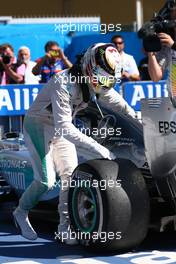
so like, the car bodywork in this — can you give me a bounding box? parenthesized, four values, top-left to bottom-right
(1, 97, 176, 231)
(0, 102, 145, 196)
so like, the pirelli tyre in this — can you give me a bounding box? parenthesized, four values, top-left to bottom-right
(68, 159, 150, 251)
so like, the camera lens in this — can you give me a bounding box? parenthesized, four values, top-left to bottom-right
(2, 55, 11, 64)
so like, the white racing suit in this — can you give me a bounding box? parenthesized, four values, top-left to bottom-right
(19, 69, 136, 228)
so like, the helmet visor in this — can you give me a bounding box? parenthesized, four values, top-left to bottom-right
(93, 66, 118, 89)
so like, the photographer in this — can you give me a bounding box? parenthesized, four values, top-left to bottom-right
(147, 2, 176, 82)
(32, 41, 72, 83)
(0, 43, 25, 85)
(148, 32, 175, 82)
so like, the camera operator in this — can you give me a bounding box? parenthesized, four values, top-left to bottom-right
(0, 43, 25, 85)
(148, 3, 176, 82)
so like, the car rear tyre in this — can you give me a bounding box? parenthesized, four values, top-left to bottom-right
(68, 158, 150, 251)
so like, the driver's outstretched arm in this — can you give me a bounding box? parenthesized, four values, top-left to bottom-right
(51, 87, 115, 160)
(98, 88, 136, 118)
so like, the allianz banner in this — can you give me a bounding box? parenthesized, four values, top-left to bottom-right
(0, 81, 169, 116)
(0, 84, 43, 116)
(122, 81, 168, 111)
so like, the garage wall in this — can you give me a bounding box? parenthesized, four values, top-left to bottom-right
(0, 0, 166, 25)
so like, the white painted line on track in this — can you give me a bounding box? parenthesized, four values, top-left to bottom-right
(2, 261, 41, 264)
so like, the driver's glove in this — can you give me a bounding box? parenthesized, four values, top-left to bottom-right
(108, 151, 116, 160)
(94, 142, 116, 160)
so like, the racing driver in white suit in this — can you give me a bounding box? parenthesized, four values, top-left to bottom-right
(13, 43, 136, 244)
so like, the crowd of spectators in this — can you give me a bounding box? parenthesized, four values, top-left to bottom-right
(0, 37, 152, 87)
(0, 40, 72, 86)
(0, 41, 73, 133)
(0, 37, 153, 87)
(0, 36, 161, 134)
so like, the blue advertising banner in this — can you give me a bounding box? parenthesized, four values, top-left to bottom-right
(0, 81, 169, 116)
(0, 84, 43, 116)
(123, 81, 168, 111)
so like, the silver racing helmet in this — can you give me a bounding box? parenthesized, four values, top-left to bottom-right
(81, 43, 122, 94)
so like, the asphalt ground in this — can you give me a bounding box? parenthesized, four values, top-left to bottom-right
(1, 202, 176, 264)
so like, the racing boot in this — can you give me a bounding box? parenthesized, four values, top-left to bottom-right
(57, 221, 78, 245)
(13, 206, 38, 240)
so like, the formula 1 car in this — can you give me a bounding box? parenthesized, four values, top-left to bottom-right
(0, 96, 176, 251)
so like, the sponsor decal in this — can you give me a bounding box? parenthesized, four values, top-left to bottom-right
(123, 81, 168, 111)
(159, 121, 176, 134)
(0, 84, 42, 116)
(0, 159, 27, 169)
